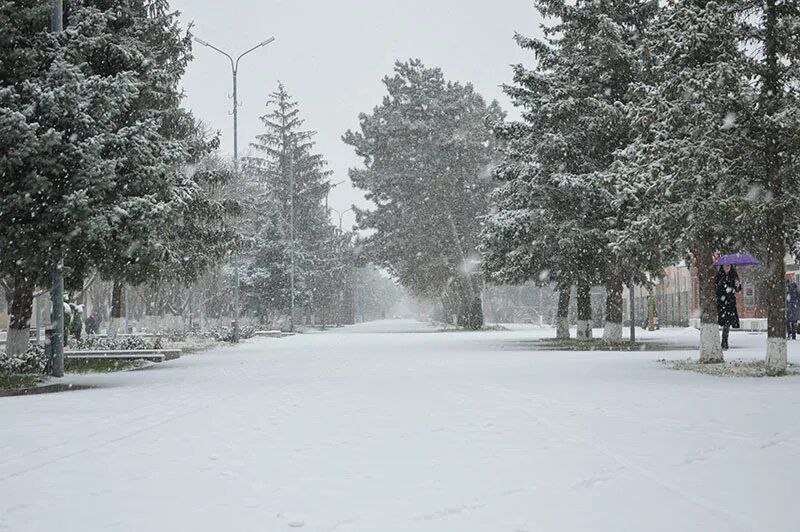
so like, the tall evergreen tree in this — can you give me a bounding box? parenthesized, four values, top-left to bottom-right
(738, 0, 800, 373)
(344, 60, 503, 329)
(63, 0, 205, 336)
(483, 0, 659, 340)
(0, 1, 139, 354)
(243, 83, 338, 323)
(616, 0, 799, 366)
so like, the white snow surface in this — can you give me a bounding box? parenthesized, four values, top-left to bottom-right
(2, 320, 799, 532)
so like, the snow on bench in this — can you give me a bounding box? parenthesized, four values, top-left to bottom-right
(64, 349, 181, 363)
(254, 330, 284, 338)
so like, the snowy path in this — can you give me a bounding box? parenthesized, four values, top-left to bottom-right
(1, 321, 799, 531)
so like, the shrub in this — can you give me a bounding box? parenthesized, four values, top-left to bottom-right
(0, 344, 47, 375)
(73, 336, 164, 351)
(197, 325, 255, 343)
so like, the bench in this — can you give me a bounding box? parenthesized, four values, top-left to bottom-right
(63, 349, 181, 363)
(254, 330, 283, 338)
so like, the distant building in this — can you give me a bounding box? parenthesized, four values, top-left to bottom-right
(624, 256, 798, 331)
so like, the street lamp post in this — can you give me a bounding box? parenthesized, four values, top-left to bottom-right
(289, 143, 296, 333)
(49, 0, 65, 377)
(194, 35, 275, 343)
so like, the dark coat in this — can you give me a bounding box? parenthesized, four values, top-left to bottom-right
(787, 281, 800, 322)
(716, 266, 741, 328)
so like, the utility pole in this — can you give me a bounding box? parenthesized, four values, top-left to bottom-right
(676, 265, 682, 327)
(629, 280, 636, 343)
(289, 141, 296, 333)
(194, 36, 275, 342)
(49, 0, 65, 377)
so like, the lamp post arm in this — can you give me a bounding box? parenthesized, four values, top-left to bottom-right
(195, 39, 235, 71)
(235, 37, 275, 71)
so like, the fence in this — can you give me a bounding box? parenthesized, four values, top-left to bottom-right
(627, 291, 691, 328)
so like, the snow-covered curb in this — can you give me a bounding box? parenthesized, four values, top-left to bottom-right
(659, 358, 800, 378)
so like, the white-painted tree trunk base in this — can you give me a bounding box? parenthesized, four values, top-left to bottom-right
(5, 328, 29, 356)
(556, 317, 570, 339)
(766, 337, 788, 375)
(699, 322, 723, 363)
(602, 322, 622, 342)
(107, 318, 121, 339)
(576, 320, 592, 340)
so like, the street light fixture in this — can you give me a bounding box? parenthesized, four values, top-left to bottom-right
(325, 180, 346, 212)
(194, 35, 275, 343)
(330, 207, 354, 233)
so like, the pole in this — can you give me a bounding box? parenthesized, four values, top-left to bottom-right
(193, 36, 274, 343)
(676, 266, 682, 328)
(629, 279, 636, 343)
(289, 142, 296, 333)
(49, 0, 64, 377)
(52, 0, 62, 31)
(231, 66, 241, 343)
(124, 285, 129, 334)
(51, 260, 64, 377)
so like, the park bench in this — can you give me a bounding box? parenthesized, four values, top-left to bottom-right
(63, 349, 181, 363)
(254, 330, 283, 338)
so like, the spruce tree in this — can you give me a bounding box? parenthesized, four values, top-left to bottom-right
(738, 0, 800, 373)
(483, 0, 658, 340)
(243, 83, 337, 323)
(618, 1, 757, 362)
(0, 1, 139, 354)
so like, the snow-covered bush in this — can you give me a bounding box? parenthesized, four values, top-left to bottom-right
(158, 329, 188, 343)
(0, 344, 47, 375)
(73, 336, 164, 351)
(198, 326, 256, 343)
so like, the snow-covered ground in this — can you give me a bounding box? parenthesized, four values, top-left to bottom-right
(2, 320, 798, 532)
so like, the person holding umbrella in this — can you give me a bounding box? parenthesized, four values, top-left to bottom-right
(786, 279, 800, 340)
(714, 254, 757, 350)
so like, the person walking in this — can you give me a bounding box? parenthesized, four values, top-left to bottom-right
(786, 280, 800, 340)
(715, 264, 741, 350)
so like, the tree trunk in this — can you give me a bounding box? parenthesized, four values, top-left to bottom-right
(108, 280, 123, 338)
(762, 0, 787, 375)
(765, 229, 787, 374)
(6, 274, 34, 356)
(462, 292, 484, 330)
(696, 242, 723, 363)
(556, 283, 571, 339)
(576, 281, 592, 340)
(603, 277, 624, 342)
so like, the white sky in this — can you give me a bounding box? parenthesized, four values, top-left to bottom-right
(172, 0, 542, 228)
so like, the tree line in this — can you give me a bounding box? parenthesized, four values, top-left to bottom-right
(482, 0, 800, 374)
(0, 1, 365, 357)
(345, 1, 800, 374)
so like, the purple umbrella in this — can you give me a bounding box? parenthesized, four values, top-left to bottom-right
(714, 253, 760, 266)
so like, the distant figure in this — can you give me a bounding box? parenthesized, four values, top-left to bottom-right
(786, 281, 800, 340)
(85, 311, 100, 335)
(715, 265, 741, 350)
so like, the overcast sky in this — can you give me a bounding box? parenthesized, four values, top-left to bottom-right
(171, 0, 542, 228)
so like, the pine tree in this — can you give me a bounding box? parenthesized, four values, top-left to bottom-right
(63, 0, 203, 336)
(618, 1, 759, 362)
(483, 0, 658, 340)
(0, 1, 139, 354)
(737, 0, 800, 374)
(243, 83, 338, 323)
(344, 60, 503, 329)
